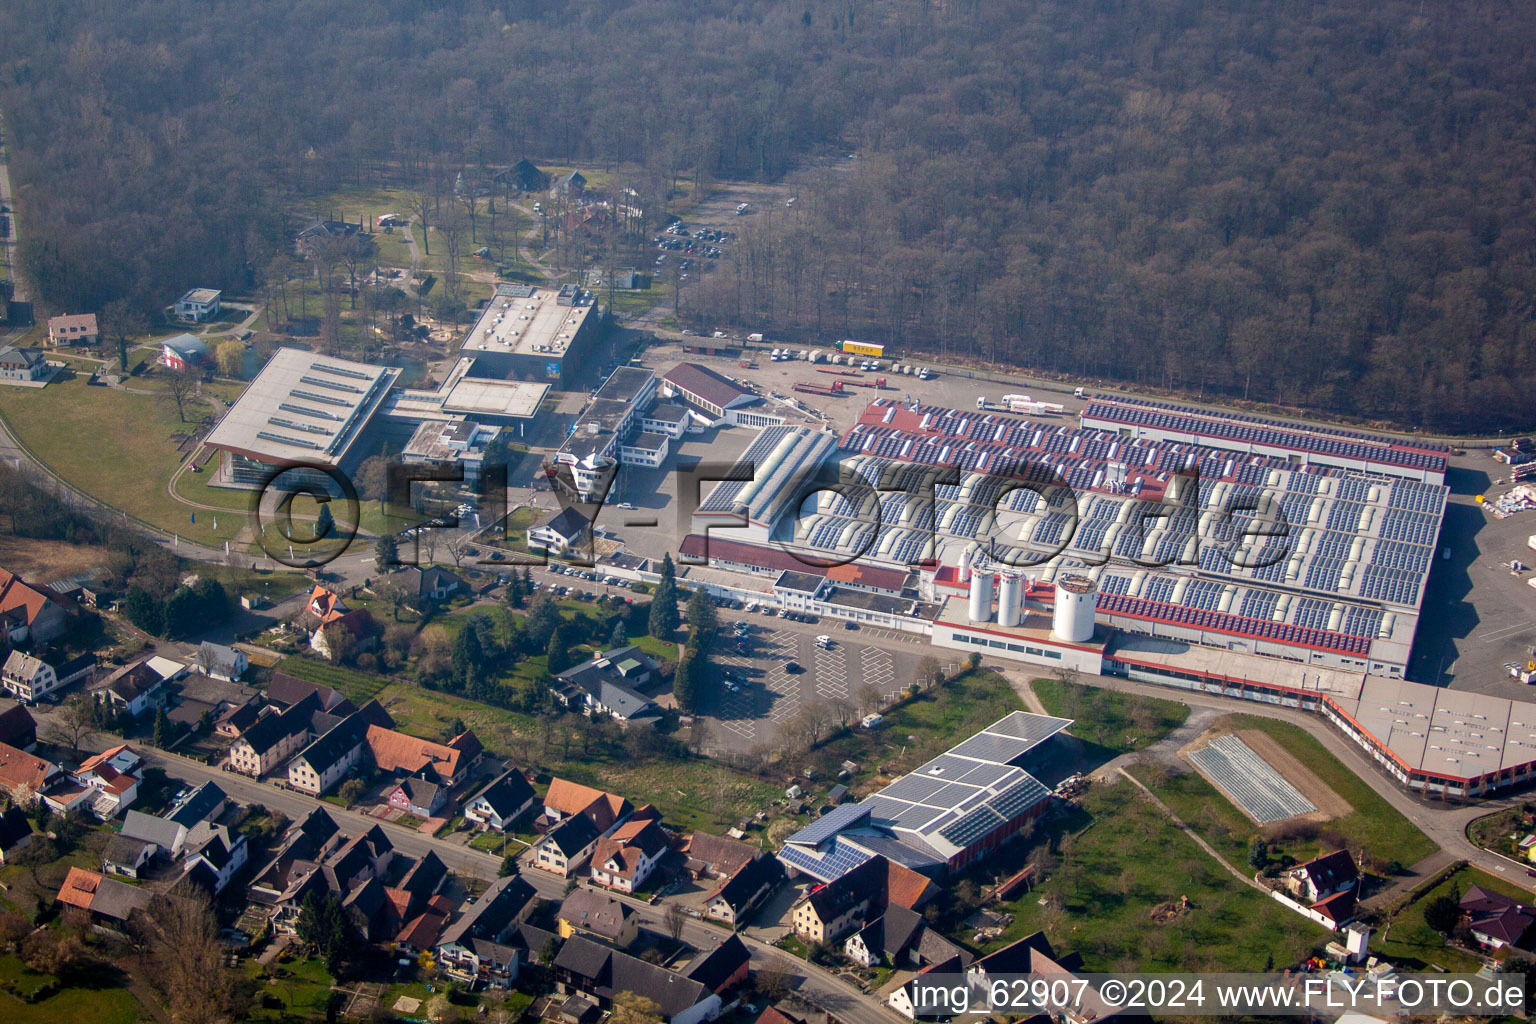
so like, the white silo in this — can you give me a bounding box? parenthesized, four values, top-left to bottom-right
(1051, 574, 1097, 643)
(958, 546, 973, 583)
(967, 571, 995, 623)
(997, 574, 1023, 627)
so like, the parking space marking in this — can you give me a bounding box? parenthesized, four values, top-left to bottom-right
(860, 645, 899, 701)
(814, 644, 849, 701)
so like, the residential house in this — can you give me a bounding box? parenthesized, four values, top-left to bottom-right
(436, 873, 539, 989)
(301, 585, 351, 629)
(557, 888, 639, 948)
(260, 822, 396, 937)
(2, 650, 93, 704)
(196, 642, 249, 681)
(553, 171, 587, 196)
(552, 935, 723, 1024)
(554, 647, 660, 724)
(0, 741, 59, 805)
(103, 834, 155, 878)
(497, 160, 549, 193)
(534, 814, 602, 877)
(789, 855, 884, 944)
(395, 894, 457, 956)
(542, 778, 630, 831)
(0, 806, 33, 864)
(214, 701, 263, 739)
(159, 333, 209, 372)
(844, 904, 962, 970)
(0, 346, 49, 382)
(961, 932, 1125, 1018)
(464, 769, 537, 832)
(528, 507, 592, 558)
(63, 743, 142, 817)
(0, 568, 69, 643)
(55, 866, 152, 925)
(589, 815, 670, 894)
(0, 700, 37, 750)
(1286, 849, 1360, 904)
(310, 608, 378, 660)
(396, 566, 465, 606)
(120, 810, 187, 859)
(166, 673, 259, 735)
(388, 777, 447, 818)
(296, 220, 370, 258)
(228, 690, 325, 776)
(248, 807, 344, 906)
(752, 1009, 807, 1024)
(1461, 886, 1536, 950)
(678, 935, 751, 996)
(47, 313, 99, 346)
(95, 660, 172, 718)
(889, 955, 967, 1020)
(286, 701, 394, 796)
(167, 780, 227, 829)
(173, 288, 222, 323)
(366, 724, 482, 787)
(265, 672, 354, 714)
(181, 821, 248, 894)
(683, 831, 761, 881)
(703, 855, 782, 928)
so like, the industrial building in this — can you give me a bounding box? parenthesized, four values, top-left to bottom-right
(401, 419, 501, 484)
(690, 425, 838, 544)
(386, 357, 548, 426)
(553, 367, 660, 501)
(203, 348, 400, 489)
(660, 363, 785, 429)
(460, 283, 602, 386)
(778, 711, 1071, 882)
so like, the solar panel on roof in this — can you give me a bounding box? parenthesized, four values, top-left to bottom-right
(938, 805, 1006, 847)
(785, 802, 871, 846)
(949, 731, 1038, 764)
(985, 775, 1051, 821)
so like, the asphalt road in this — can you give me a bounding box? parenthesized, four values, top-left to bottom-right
(126, 746, 900, 1024)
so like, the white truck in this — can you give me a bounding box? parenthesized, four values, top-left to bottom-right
(748, 332, 764, 343)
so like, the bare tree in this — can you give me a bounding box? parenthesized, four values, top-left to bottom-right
(664, 902, 687, 944)
(438, 209, 467, 298)
(445, 533, 474, 568)
(159, 368, 198, 423)
(410, 191, 433, 256)
(48, 694, 98, 755)
(915, 655, 943, 691)
(133, 891, 236, 1024)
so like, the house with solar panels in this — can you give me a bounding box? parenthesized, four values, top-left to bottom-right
(778, 711, 1071, 883)
(203, 348, 401, 490)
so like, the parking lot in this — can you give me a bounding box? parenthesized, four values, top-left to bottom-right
(699, 610, 929, 750)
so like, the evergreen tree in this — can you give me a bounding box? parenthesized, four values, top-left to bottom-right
(452, 622, 485, 688)
(686, 587, 717, 650)
(648, 555, 681, 640)
(374, 532, 398, 571)
(547, 622, 576, 674)
(123, 585, 164, 636)
(608, 617, 628, 649)
(314, 502, 335, 540)
(151, 707, 172, 748)
(673, 649, 702, 712)
(500, 853, 520, 876)
(526, 595, 562, 649)
(163, 586, 201, 638)
(505, 572, 525, 609)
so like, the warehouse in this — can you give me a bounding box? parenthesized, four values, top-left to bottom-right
(660, 363, 784, 428)
(460, 283, 602, 386)
(778, 711, 1072, 882)
(794, 398, 1446, 678)
(203, 348, 400, 490)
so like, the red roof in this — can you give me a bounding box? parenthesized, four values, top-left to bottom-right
(677, 535, 909, 593)
(57, 867, 101, 910)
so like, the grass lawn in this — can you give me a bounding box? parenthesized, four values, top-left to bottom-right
(811, 670, 1024, 783)
(1374, 866, 1517, 971)
(0, 371, 248, 547)
(1129, 713, 1436, 872)
(244, 955, 335, 1022)
(977, 780, 1323, 971)
(1032, 678, 1190, 752)
(0, 986, 141, 1024)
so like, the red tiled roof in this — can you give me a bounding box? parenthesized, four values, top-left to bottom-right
(365, 725, 477, 783)
(57, 867, 101, 910)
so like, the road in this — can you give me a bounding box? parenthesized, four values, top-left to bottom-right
(127, 746, 899, 1024)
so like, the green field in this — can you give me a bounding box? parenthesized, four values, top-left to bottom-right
(979, 780, 1323, 972)
(0, 957, 141, 1024)
(0, 370, 249, 547)
(1032, 678, 1190, 752)
(244, 956, 335, 1022)
(1130, 714, 1437, 872)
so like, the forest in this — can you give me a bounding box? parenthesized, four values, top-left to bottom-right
(0, 0, 1533, 431)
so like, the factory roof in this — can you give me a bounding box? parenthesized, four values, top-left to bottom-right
(461, 283, 596, 358)
(204, 348, 400, 468)
(695, 425, 838, 526)
(780, 711, 1069, 880)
